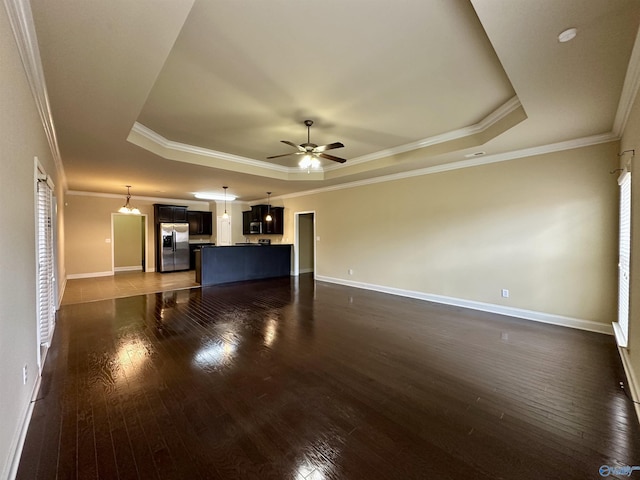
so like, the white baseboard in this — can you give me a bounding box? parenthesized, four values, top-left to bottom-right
(299, 268, 314, 274)
(617, 347, 640, 424)
(114, 266, 143, 272)
(66, 271, 113, 279)
(57, 276, 66, 309)
(5, 374, 42, 480)
(315, 275, 613, 335)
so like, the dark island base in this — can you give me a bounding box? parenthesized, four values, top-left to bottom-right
(197, 244, 291, 286)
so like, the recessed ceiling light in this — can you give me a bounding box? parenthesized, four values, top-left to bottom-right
(194, 192, 237, 201)
(558, 28, 577, 43)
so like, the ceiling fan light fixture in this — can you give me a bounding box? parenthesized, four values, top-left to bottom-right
(299, 155, 311, 169)
(118, 185, 141, 215)
(299, 154, 321, 171)
(268, 119, 346, 167)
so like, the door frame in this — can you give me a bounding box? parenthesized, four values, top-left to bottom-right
(293, 211, 316, 277)
(111, 213, 149, 273)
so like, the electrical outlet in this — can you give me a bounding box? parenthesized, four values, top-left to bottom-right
(348, 269, 354, 275)
(22, 364, 27, 385)
(501, 289, 509, 298)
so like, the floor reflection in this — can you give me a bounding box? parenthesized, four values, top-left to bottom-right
(193, 336, 238, 368)
(114, 337, 150, 383)
(149, 289, 195, 337)
(295, 438, 343, 480)
(18, 273, 640, 480)
(263, 316, 278, 347)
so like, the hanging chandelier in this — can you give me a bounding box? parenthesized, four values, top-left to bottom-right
(118, 185, 140, 215)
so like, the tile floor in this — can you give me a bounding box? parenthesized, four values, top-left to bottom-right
(61, 270, 199, 305)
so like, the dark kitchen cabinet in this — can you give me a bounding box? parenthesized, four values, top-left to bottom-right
(188, 211, 212, 235)
(154, 204, 188, 223)
(250, 205, 264, 222)
(242, 210, 252, 235)
(263, 207, 284, 234)
(243, 206, 265, 234)
(243, 205, 284, 235)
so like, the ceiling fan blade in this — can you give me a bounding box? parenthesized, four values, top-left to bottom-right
(318, 152, 347, 164)
(313, 142, 344, 153)
(266, 152, 296, 159)
(267, 151, 305, 159)
(281, 140, 305, 151)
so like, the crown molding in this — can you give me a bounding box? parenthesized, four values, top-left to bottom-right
(132, 97, 522, 176)
(4, 0, 67, 190)
(68, 130, 617, 205)
(131, 122, 294, 174)
(613, 23, 640, 136)
(279, 131, 618, 200)
(323, 96, 523, 171)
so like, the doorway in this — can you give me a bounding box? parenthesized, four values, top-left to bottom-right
(294, 211, 316, 277)
(112, 213, 148, 273)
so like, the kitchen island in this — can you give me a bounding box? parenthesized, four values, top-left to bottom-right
(196, 244, 292, 286)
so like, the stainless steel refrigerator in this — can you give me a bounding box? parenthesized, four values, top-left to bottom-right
(158, 223, 189, 272)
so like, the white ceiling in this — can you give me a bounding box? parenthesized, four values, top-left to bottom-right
(27, 0, 640, 202)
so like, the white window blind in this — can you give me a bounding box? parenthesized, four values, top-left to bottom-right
(614, 171, 631, 347)
(37, 178, 55, 347)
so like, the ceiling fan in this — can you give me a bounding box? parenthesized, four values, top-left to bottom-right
(267, 120, 346, 166)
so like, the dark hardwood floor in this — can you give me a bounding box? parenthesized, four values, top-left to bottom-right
(17, 275, 640, 479)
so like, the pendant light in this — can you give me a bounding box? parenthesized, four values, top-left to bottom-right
(222, 186, 229, 219)
(118, 185, 140, 215)
(265, 192, 272, 222)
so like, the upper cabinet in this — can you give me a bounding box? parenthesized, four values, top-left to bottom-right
(242, 205, 284, 235)
(188, 211, 213, 236)
(242, 210, 252, 236)
(154, 204, 188, 223)
(263, 207, 284, 235)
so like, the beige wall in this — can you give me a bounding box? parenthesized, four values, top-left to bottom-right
(0, 4, 65, 477)
(281, 142, 619, 324)
(113, 215, 144, 269)
(65, 195, 213, 275)
(621, 83, 640, 411)
(66, 195, 134, 275)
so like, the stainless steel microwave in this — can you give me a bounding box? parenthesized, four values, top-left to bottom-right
(249, 221, 262, 234)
